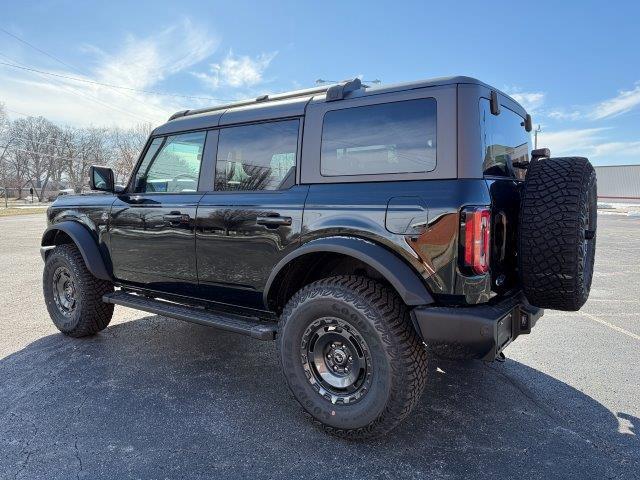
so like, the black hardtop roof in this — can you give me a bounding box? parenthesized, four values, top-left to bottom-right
(153, 75, 521, 136)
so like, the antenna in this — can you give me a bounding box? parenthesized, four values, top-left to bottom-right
(534, 124, 542, 149)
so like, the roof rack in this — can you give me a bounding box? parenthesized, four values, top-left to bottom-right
(168, 78, 362, 121)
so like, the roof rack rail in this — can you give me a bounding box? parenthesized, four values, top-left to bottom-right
(168, 78, 363, 121)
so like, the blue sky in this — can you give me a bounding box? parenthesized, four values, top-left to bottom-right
(1, 0, 639, 165)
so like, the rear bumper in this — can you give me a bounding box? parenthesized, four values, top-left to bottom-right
(410, 292, 543, 361)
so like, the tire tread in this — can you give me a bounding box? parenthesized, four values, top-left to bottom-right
(278, 275, 428, 439)
(518, 156, 597, 311)
(43, 244, 114, 337)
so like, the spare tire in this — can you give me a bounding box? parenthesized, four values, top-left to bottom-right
(518, 157, 597, 311)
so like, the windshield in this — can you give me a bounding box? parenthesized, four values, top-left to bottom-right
(480, 99, 531, 180)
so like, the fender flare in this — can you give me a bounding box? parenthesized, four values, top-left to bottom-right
(41, 221, 111, 281)
(264, 236, 434, 307)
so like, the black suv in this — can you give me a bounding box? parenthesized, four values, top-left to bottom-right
(41, 76, 597, 438)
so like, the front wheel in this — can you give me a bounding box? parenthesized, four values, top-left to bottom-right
(277, 275, 428, 439)
(43, 244, 114, 337)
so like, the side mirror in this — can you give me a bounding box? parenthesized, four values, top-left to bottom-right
(89, 165, 114, 192)
(531, 148, 550, 161)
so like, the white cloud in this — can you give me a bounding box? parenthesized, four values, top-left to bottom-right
(589, 83, 640, 120)
(590, 141, 640, 157)
(538, 127, 640, 159)
(194, 50, 277, 90)
(0, 19, 219, 127)
(547, 109, 582, 121)
(511, 92, 545, 113)
(505, 88, 545, 113)
(538, 128, 608, 156)
(94, 18, 218, 90)
(532, 82, 640, 121)
(535, 82, 640, 122)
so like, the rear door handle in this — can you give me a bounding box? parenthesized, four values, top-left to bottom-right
(256, 215, 292, 228)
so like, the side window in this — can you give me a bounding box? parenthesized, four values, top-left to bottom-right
(320, 98, 437, 176)
(480, 99, 531, 180)
(214, 119, 299, 191)
(133, 132, 206, 193)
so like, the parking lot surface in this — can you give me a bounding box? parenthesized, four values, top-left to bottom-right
(1, 213, 639, 479)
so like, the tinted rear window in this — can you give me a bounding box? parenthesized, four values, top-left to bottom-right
(214, 120, 299, 191)
(480, 99, 531, 179)
(320, 98, 437, 176)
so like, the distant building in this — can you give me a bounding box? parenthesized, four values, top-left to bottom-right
(594, 165, 640, 203)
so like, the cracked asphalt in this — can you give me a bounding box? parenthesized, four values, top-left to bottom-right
(1, 213, 639, 479)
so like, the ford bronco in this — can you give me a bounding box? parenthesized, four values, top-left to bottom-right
(41, 76, 597, 438)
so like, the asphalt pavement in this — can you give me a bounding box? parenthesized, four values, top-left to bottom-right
(0, 213, 638, 479)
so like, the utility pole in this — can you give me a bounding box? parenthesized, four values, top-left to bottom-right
(534, 125, 542, 149)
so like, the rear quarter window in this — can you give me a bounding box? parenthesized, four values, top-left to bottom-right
(480, 98, 531, 180)
(320, 98, 437, 176)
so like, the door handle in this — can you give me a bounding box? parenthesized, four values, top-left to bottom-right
(256, 215, 292, 228)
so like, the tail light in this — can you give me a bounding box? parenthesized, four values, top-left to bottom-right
(462, 207, 491, 275)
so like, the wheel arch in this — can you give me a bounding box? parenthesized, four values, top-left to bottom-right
(264, 236, 434, 312)
(41, 221, 111, 281)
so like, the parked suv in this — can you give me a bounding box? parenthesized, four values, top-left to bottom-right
(41, 76, 597, 438)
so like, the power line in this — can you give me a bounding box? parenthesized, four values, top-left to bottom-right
(0, 27, 82, 75)
(0, 61, 232, 102)
(0, 28, 165, 120)
(0, 144, 81, 162)
(7, 130, 129, 152)
(4, 134, 98, 151)
(0, 52, 154, 123)
(2, 136, 65, 150)
(1, 144, 115, 164)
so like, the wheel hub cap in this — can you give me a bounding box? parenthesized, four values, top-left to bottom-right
(300, 317, 373, 405)
(52, 266, 76, 316)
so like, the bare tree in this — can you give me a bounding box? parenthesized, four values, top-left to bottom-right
(0, 110, 29, 199)
(0, 104, 11, 200)
(0, 103, 9, 170)
(111, 123, 152, 184)
(0, 106, 153, 200)
(0, 103, 7, 135)
(12, 116, 60, 201)
(59, 126, 110, 193)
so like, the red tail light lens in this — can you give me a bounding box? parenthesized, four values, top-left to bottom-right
(463, 207, 491, 275)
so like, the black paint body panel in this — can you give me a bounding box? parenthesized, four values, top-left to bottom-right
(109, 193, 203, 296)
(195, 186, 308, 309)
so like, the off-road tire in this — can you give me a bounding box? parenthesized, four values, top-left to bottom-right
(519, 157, 597, 311)
(43, 244, 114, 337)
(277, 275, 428, 439)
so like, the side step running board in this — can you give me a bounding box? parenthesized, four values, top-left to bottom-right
(103, 291, 277, 341)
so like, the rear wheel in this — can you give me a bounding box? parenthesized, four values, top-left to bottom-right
(43, 244, 114, 337)
(278, 275, 428, 439)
